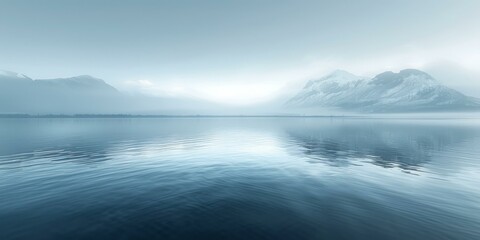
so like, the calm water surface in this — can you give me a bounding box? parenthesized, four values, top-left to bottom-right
(1, 117, 479, 240)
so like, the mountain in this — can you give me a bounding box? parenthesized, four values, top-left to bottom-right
(3, 69, 479, 115)
(0, 71, 126, 114)
(286, 69, 480, 112)
(0, 70, 229, 115)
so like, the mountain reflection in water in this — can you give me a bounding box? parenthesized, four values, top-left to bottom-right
(1, 117, 479, 240)
(286, 120, 475, 172)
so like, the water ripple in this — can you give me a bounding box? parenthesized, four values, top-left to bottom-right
(1, 118, 480, 240)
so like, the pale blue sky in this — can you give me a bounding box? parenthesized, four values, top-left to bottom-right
(1, 0, 479, 103)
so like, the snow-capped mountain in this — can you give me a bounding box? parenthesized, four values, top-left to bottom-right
(286, 69, 480, 112)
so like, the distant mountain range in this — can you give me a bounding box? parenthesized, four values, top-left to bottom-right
(286, 69, 480, 112)
(0, 70, 129, 114)
(0, 70, 220, 114)
(1, 69, 479, 114)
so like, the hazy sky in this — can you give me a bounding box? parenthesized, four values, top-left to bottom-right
(1, 0, 480, 104)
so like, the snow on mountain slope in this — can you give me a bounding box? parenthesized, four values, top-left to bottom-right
(286, 70, 368, 107)
(0, 70, 30, 79)
(286, 69, 480, 112)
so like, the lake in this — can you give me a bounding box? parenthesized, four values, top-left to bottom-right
(1, 117, 479, 240)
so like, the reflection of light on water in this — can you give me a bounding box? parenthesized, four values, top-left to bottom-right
(103, 130, 288, 167)
(1, 118, 480, 239)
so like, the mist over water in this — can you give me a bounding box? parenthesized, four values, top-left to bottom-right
(1, 117, 480, 240)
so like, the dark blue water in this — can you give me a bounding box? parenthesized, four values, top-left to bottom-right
(1, 117, 479, 240)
